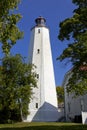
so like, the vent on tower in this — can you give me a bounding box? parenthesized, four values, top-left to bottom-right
(35, 16, 46, 27)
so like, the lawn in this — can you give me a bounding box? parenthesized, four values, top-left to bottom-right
(0, 122, 87, 130)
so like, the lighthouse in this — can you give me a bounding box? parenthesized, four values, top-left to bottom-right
(27, 16, 58, 122)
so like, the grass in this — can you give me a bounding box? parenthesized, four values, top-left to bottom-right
(0, 122, 87, 130)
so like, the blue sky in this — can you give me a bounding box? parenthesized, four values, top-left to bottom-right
(10, 0, 75, 86)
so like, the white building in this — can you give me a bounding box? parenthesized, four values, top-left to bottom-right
(63, 69, 87, 123)
(25, 16, 59, 122)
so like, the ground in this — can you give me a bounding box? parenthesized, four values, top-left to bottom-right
(0, 122, 87, 130)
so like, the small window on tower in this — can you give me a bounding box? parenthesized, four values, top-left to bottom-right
(37, 49, 40, 54)
(36, 103, 38, 108)
(37, 74, 39, 79)
(38, 29, 40, 33)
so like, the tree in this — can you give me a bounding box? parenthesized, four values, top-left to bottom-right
(56, 86, 64, 104)
(58, 0, 87, 96)
(0, 0, 23, 55)
(0, 0, 37, 123)
(0, 54, 37, 123)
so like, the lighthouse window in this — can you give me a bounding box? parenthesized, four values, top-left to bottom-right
(37, 74, 39, 79)
(37, 49, 40, 54)
(38, 29, 40, 33)
(36, 103, 38, 108)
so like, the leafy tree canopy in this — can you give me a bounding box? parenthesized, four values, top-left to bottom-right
(56, 86, 64, 104)
(0, 54, 37, 123)
(58, 0, 87, 96)
(0, 1, 37, 123)
(0, 0, 23, 55)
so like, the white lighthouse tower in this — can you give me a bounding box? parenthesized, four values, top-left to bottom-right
(27, 16, 58, 122)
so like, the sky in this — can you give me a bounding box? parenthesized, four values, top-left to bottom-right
(10, 0, 76, 86)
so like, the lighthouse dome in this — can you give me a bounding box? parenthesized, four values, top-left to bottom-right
(35, 16, 46, 27)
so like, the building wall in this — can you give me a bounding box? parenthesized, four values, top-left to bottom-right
(63, 70, 87, 122)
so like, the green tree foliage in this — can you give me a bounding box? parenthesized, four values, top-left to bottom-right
(0, 55, 37, 123)
(0, 0, 37, 123)
(0, 0, 23, 55)
(58, 0, 87, 96)
(56, 86, 64, 104)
